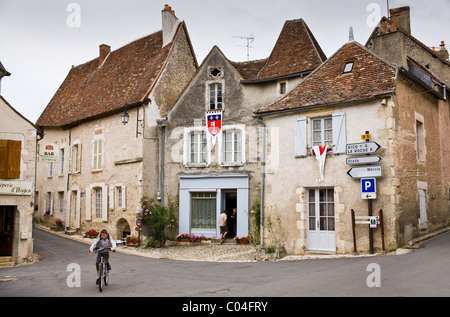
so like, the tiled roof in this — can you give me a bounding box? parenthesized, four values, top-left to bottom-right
(36, 24, 185, 128)
(255, 41, 397, 114)
(231, 19, 326, 82)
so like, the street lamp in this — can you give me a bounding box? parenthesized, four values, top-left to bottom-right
(121, 105, 130, 125)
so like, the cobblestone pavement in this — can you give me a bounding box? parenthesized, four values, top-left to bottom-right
(33, 225, 407, 263)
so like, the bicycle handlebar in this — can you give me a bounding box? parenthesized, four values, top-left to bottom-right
(92, 248, 116, 253)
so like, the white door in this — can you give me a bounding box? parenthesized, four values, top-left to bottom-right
(307, 189, 336, 252)
(419, 189, 428, 230)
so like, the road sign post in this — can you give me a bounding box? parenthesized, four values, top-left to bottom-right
(347, 165, 382, 179)
(346, 142, 381, 155)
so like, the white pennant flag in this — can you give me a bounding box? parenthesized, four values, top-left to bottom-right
(312, 145, 331, 181)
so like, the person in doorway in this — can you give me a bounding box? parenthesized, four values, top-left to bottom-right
(89, 229, 116, 285)
(219, 210, 228, 244)
(231, 208, 237, 238)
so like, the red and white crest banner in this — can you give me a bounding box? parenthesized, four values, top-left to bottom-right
(312, 145, 332, 181)
(206, 111, 222, 146)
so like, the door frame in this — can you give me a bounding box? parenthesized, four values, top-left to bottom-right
(0, 206, 15, 256)
(306, 188, 336, 252)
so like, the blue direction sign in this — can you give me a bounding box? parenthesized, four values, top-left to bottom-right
(361, 178, 377, 199)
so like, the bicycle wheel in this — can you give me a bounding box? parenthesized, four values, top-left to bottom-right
(98, 263, 104, 292)
(105, 265, 109, 286)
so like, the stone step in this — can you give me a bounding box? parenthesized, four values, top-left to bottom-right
(0, 257, 14, 267)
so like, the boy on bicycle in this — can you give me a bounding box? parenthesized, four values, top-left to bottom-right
(89, 229, 116, 285)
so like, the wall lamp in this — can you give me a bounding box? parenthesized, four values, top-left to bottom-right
(121, 98, 151, 138)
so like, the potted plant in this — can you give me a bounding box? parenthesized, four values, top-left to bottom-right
(125, 235, 139, 246)
(235, 236, 249, 244)
(54, 218, 64, 230)
(176, 233, 191, 242)
(86, 229, 99, 239)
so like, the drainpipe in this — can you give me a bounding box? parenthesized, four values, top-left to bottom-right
(443, 84, 447, 100)
(157, 117, 168, 206)
(33, 129, 45, 236)
(255, 116, 266, 247)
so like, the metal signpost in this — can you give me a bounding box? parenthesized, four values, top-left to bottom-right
(347, 132, 384, 254)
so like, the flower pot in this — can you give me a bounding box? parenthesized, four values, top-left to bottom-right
(237, 240, 249, 244)
(178, 239, 190, 243)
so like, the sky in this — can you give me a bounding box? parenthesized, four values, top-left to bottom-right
(0, 0, 449, 124)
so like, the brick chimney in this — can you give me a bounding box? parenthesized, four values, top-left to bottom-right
(162, 4, 180, 48)
(436, 41, 449, 60)
(390, 6, 411, 34)
(99, 44, 111, 67)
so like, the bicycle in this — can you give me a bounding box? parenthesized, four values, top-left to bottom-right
(94, 248, 115, 292)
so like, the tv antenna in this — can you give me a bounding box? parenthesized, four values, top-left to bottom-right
(232, 34, 255, 61)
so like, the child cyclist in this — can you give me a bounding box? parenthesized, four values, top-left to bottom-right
(89, 229, 116, 285)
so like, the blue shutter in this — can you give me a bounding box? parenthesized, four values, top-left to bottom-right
(294, 117, 307, 157)
(332, 112, 346, 154)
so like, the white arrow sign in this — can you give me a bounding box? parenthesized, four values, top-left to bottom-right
(346, 155, 382, 166)
(347, 165, 382, 179)
(346, 142, 381, 155)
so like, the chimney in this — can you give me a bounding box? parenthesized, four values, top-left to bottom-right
(389, 6, 411, 34)
(162, 4, 180, 48)
(436, 41, 449, 60)
(99, 44, 111, 67)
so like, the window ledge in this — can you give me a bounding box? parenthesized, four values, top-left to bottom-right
(114, 157, 143, 166)
(184, 163, 210, 168)
(220, 163, 244, 167)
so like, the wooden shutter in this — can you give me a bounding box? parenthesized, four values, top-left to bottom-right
(50, 192, 54, 215)
(332, 112, 346, 154)
(0, 140, 8, 178)
(0, 140, 21, 179)
(294, 117, 307, 157)
(75, 190, 81, 229)
(85, 187, 91, 221)
(121, 185, 126, 210)
(102, 185, 108, 222)
(109, 185, 114, 210)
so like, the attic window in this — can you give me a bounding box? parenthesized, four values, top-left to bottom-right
(343, 62, 354, 74)
(209, 67, 223, 78)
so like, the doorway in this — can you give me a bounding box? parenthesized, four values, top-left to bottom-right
(307, 188, 336, 252)
(0, 206, 15, 256)
(223, 190, 237, 238)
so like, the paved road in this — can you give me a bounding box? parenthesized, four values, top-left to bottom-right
(1, 227, 450, 297)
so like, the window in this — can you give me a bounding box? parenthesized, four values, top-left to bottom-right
(416, 120, 425, 161)
(191, 192, 217, 230)
(209, 67, 223, 78)
(312, 117, 333, 147)
(59, 148, 64, 176)
(279, 82, 287, 95)
(419, 189, 428, 230)
(223, 129, 243, 164)
(343, 62, 354, 74)
(117, 186, 126, 210)
(209, 84, 223, 110)
(189, 131, 208, 164)
(47, 162, 53, 178)
(0, 140, 21, 179)
(93, 139, 103, 171)
(58, 192, 64, 214)
(95, 188, 102, 219)
(70, 143, 81, 173)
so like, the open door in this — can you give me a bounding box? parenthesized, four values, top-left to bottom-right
(0, 206, 15, 256)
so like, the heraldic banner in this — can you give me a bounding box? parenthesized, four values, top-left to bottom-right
(206, 111, 223, 146)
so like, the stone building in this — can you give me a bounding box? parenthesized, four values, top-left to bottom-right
(254, 7, 450, 255)
(34, 5, 198, 241)
(0, 64, 40, 264)
(162, 19, 326, 240)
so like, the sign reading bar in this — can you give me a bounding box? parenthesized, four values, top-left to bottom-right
(347, 165, 382, 179)
(0, 181, 32, 196)
(346, 155, 382, 166)
(346, 142, 381, 156)
(38, 143, 59, 163)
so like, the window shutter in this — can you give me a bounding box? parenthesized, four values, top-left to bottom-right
(332, 112, 346, 154)
(93, 140, 98, 170)
(85, 187, 91, 221)
(121, 185, 126, 210)
(109, 185, 114, 210)
(98, 140, 103, 169)
(50, 192, 54, 216)
(0, 140, 8, 178)
(43, 193, 47, 215)
(7, 140, 21, 179)
(294, 117, 307, 157)
(75, 190, 81, 229)
(66, 190, 71, 227)
(76, 144, 82, 173)
(102, 185, 108, 222)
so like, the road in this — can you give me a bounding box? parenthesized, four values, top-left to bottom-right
(0, 227, 450, 297)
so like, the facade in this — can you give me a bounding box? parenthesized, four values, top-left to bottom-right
(255, 7, 450, 255)
(163, 19, 326, 240)
(34, 5, 198, 241)
(0, 89, 39, 264)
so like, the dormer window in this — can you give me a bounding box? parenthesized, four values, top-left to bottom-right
(343, 62, 354, 74)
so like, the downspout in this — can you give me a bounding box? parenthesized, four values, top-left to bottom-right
(255, 115, 266, 247)
(157, 117, 168, 206)
(33, 129, 44, 236)
(443, 84, 447, 100)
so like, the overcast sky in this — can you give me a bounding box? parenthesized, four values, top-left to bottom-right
(0, 0, 449, 123)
